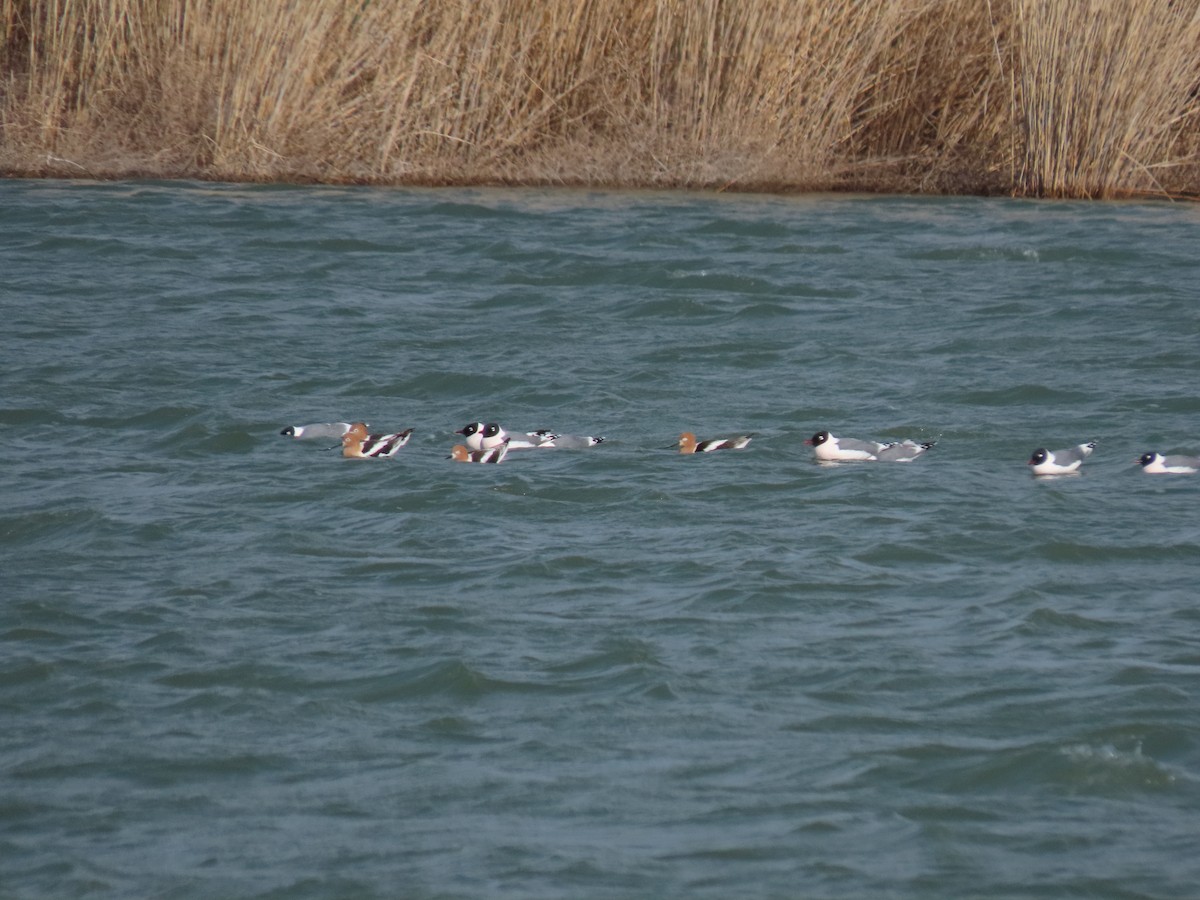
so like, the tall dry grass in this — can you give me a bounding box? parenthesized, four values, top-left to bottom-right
(1015, 0, 1200, 197)
(2, 0, 1199, 196)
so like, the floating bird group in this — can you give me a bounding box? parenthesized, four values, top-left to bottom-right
(281, 421, 1195, 474)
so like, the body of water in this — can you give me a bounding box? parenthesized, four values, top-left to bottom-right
(3, 180, 1199, 898)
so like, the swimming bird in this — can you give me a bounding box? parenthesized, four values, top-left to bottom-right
(804, 430, 885, 461)
(1027, 441, 1096, 475)
(1136, 451, 1200, 474)
(455, 422, 553, 451)
(528, 429, 606, 449)
(341, 422, 413, 459)
(449, 439, 510, 464)
(677, 432, 752, 453)
(281, 422, 355, 440)
(479, 423, 555, 450)
(805, 430, 932, 462)
(454, 422, 488, 451)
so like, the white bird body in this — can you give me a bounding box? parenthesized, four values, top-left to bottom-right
(1137, 451, 1200, 474)
(1028, 442, 1096, 475)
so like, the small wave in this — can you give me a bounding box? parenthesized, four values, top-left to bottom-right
(1058, 740, 1181, 792)
(1018, 607, 1114, 633)
(0, 407, 69, 426)
(347, 660, 551, 703)
(909, 246, 1042, 263)
(957, 384, 1093, 406)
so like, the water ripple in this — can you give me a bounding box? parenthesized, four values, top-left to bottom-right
(3, 183, 1200, 899)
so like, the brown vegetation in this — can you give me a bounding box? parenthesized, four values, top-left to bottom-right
(2, 0, 1199, 197)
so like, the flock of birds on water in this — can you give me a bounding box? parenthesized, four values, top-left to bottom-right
(280, 421, 1200, 475)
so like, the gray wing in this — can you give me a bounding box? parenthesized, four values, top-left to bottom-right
(1163, 454, 1200, 468)
(839, 436, 885, 454)
(1053, 442, 1096, 465)
(282, 422, 353, 439)
(875, 440, 934, 461)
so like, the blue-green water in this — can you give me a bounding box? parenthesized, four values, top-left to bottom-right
(3, 180, 1199, 899)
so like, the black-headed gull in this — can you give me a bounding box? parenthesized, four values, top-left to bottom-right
(281, 422, 355, 440)
(480, 423, 556, 450)
(1027, 441, 1096, 475)
(1136, 451, 1200, 474)
(456, 422, 552, 451)
(805, 430, 933, 462)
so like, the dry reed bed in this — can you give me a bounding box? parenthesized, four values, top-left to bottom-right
(2, 0, 1199, 197)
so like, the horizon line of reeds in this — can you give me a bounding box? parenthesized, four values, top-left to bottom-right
(2, 0, 1199, 198)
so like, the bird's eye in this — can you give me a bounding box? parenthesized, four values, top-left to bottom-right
(483, 423, 501, 437)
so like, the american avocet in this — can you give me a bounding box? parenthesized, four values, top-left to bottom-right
(1028, 441, 1096, 475)
(677, 432, 752, 454)
(449, 439, 510, 464)
(341, 422, 413, 459)
(1136, 451, 1200, 474)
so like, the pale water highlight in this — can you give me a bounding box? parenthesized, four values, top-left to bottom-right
(2, 181, 1199, 899)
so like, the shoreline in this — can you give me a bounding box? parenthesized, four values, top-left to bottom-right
(2, 164, 1192, 203)
(4, 147, 1010, 197)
